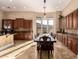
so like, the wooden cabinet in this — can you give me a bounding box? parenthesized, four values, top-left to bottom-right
(63, 34, 68, 46)
(72, 38, 78, 54)
(13, 20, 18, 29)
(28, 20, 32, 29)
(16, 18, 24, 29)
(66, 16, 69, 29)
(69, 13, 73, 29)
(2, 18, 33, 41)
(14, 32, 33, 40)
(24, 20, 32, 30)
(2, 19, 13, 29)
(68, 36, 78, 54)
(67, 36, 72, 50)
(14, 33, 24, 40)
(72, 10, 78, 29)
(66, 9, 78, 30)
(25, 32, 33, 40)
(57, 33, 78, 54)
(24, 20, 29, 29)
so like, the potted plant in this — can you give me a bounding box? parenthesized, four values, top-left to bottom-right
(59, 15, 64, 20)
(59, 15, 65, 33)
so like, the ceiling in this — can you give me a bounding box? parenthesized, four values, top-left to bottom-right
(0, 0, 71, 12)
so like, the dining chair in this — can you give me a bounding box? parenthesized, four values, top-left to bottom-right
(38, 36, 53, 59)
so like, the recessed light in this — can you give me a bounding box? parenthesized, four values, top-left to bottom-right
(2, 6, 5, 9)
(10, 0, 13, 2)
(24, 6, 26, 8)
(56, 7, 59, 9)
(58, 1, 62, 3)
(13, 6, 15, 8)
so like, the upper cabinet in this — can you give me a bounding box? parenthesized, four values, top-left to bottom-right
(72, 10, 78, 29)
(66, 9, 78, 30)
(2, 19, 14, 29)
(16, 18, 24, 29)
(24, 20, 32, 30)
(66, 16, 69, 29)
(69, 13, 73, 29)
(2, 18, 33, 31)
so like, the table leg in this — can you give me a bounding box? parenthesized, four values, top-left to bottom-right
(48, 50, 50, 59)
(40, 50, 42, 59)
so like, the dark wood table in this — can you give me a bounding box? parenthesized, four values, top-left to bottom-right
(34, 35, 56, 59)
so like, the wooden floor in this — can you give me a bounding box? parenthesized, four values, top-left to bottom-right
(16, 40, 77, 59)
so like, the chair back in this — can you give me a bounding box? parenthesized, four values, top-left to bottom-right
(39, 35, 51, 41)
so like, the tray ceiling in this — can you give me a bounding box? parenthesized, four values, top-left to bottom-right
(0, 0, 71, 12)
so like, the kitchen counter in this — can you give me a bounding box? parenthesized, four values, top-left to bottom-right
(57, 32, 78, 54)
(0, 34, 14, 51)
(57, 32, 78, 38)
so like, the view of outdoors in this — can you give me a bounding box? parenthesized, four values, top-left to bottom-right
(36, 17, 53, 34)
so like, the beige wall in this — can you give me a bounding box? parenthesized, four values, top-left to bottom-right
(0, 11, 4, 30)
(62, 0, 78, 16)
(2, 11, 61, 35)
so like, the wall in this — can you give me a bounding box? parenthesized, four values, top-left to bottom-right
(3, 11, 60, 35)
(62, 0, 78, 16)
(0, 11, 4, 30)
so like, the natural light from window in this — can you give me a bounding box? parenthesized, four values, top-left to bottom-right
(48, 20, 53, 25)
(36, 20, 41, 24)
(42, 20, 47, 25)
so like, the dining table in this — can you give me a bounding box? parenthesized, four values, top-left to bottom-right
(34, 33, 56, 59)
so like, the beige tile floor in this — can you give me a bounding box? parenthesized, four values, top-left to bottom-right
(16, 41, 77, 59)
(0, 40, 33, 57)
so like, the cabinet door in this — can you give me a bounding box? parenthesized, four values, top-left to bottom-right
(24, 20, 29, 29)
(13, 20, 18, 29)
(68, 37, 72, 50)
(16, 18, 24, 29)
(69, 14, 73, 29)
(66, 16, 69, 29)
(28, 20, 32, 30)
(73, 10, 78, 29)
(19, 19, 24, 28)
(63, 35, 68, 46)
(2, 19, 13, 29)
(72, 38, 78, 54)
(24, 20, 32, 30)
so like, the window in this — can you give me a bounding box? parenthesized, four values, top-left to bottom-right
(36, 17, 54, 34)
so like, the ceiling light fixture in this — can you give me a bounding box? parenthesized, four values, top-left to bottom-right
(13, 6, 15, 8)
(58, 1, 62, 3)
(43, 0, 46, 19)
(10, 0, 13, 2)
(24, 6, 26, 8)
(2, 6, 5, 9)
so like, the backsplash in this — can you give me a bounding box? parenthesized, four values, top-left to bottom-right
(65, 29, 78, 34)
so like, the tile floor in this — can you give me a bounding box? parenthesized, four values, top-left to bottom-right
(15, 41, 77, 59)
(0, 40, 33, 57)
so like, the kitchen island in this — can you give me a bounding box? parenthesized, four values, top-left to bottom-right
(0, 34, 14, 51)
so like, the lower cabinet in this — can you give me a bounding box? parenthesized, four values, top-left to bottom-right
(25, 32, 33, 40)
(68, 37, 78, 54)
(57, 33, 78, 54)
(67, 37, 72, 50)
(63, 34, 68, 46)
(14, 32, 33, 40)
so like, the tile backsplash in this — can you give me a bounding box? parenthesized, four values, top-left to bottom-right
(65, 29, 78, 34)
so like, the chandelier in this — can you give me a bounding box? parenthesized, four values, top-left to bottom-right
(43, 0, 46, 18)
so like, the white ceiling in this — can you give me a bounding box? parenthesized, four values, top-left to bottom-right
(0, 0, 71, 12)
